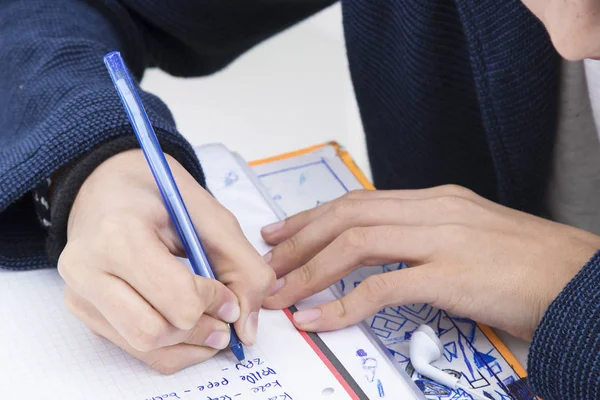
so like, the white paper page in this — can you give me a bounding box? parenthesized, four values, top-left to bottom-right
(0, 268, 349, 400)
(0, 145, 350, 400)
(195, 143, 280, 255)
(252, 145, 531, 400)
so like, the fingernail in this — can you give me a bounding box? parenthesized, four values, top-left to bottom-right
(270, 278, 284, 296)
(263, 251, 272, 264)
(218, 302, 240, 323)
(244, 312, 259, 345)
(261, 220, 284, 234)
(203, 331, 230, 350)
(293, 308, 322, 324)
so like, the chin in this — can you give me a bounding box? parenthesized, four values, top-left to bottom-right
(550, 36, 600, 61)
(546, 20, 600, 61)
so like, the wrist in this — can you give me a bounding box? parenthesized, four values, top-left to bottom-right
(47, 134, 204, 264)
(46, 136, 142, 263)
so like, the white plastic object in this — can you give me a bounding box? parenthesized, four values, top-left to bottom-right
(409, 325, 459, 389)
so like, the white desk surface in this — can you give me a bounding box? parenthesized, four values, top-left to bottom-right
(142, 3, 531, 373)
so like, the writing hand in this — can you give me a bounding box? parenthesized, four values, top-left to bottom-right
(59, 149, 274, 374)
(261, 185, 600, 340)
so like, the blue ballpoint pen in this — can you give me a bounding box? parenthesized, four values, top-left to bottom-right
(103, 51, 245, 362)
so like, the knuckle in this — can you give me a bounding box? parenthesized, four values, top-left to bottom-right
(344, 189, 368, 200)
(218, 207, 243, 231)
(361, 275, 390, 305)
(437, 224, 470, 243)
(342, 227, 369, 249)
(97, 215, 141, 238)
(296, 264, 315, 285)
(88, 328, 103, 338)
(367, 225, 393, 243)
(57, 247, 76, 281)
(174, 277, 205, 326)
(435, 196, 487, 225)
(130, 317, 170, 352)
(283, 234, 301, 257)
(95, 216, 147, 263)
(149, 357, 183, 375)
(96, 215, 121, 236)
(196, 277, 219, 307)
(439, 184, 475, 199)
(332, 299, 349, 320)
(63, 288, 84, 316)
(436, 195, 467, 215)
(177, 300, 203, 329)
(331, 199, 363, 220)
(254, 267, 276, 293)
(230, 259, 276, 298)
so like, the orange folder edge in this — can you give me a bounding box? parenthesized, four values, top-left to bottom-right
(249, 141, 528, 380)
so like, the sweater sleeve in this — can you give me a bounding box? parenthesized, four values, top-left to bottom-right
(527, 250, 600, 399)
(0, 1, 203, 270)
(0, 0, 335, 270)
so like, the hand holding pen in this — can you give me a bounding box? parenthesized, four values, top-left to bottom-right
(56, 51, 275, 373)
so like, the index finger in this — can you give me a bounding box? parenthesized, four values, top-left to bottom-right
(291, 266, 440, 332)
(260, 185, 484, 245)
(263, 225, 436, 310)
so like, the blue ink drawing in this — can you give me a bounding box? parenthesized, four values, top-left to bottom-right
(299, 172, 307, 185)
(224, 171, 239, 186)
(356, 349, 385, 397)
(443, 342, 458, 362)
(377, 379, 384, 398)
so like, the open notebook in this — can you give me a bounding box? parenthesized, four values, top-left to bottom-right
(0, 144, 424, 400)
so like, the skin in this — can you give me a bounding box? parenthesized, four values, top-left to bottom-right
(521, 0, 600, 60)
(61, 150, 274, 374)
(62, 0, 600, 375)
(261, 187, 600, 340)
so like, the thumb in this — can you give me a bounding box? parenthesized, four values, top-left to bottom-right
(175, 175, 276, 345)
(291, 266, 440, 332)
(186, 193, 275, 346)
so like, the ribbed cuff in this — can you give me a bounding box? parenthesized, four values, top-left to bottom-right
(527, 249, 600, 400)
(46, 134, 205, 264)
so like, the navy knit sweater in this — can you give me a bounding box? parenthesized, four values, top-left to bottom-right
(0, 1, 598, 398)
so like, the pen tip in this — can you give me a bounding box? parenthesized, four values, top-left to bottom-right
(231, 343, 245, 362)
